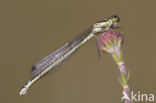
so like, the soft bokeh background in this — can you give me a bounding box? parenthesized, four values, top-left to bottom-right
(0, 0, 156, 103)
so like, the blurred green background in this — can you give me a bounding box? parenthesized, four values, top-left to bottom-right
(0, 0, 156, 103)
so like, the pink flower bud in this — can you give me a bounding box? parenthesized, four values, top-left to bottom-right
(98, 31, 123, 53)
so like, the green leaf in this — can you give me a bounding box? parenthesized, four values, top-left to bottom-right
(118, 78, 124, 88)
(121, 73, 127, 86)
(127, 71, 130, 81)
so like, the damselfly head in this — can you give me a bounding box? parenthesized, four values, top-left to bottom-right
(110, 15, 120, 22)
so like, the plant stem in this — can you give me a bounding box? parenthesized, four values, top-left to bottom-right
(112, 50, 131, 103)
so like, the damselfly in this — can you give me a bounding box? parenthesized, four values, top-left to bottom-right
(19, 15, 120, 95)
